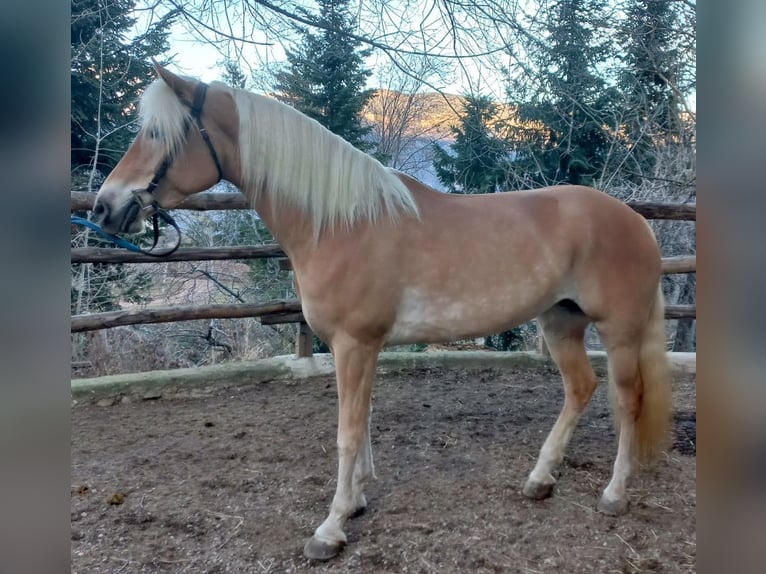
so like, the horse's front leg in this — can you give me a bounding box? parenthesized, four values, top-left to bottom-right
(351, 408, 375, 516)
(304, 337, 380, 561)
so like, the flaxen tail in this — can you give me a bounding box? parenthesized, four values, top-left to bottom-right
(634, 285, 673, 463)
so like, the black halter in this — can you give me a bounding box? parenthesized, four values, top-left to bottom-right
(132, 81, 224, 256)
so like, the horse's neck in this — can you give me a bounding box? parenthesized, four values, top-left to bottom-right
(250, 193, 317, 265)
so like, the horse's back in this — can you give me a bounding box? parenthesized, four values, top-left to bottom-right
(400, 182, 656, 269)
(396, 177, 646, 237)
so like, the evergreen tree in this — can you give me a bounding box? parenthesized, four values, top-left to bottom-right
(71, 0, 176, 185)
(432, 94, 512, 194)
(222, 59, 249, 90)
(71, 0, 175, 314)
(273, 0, 374, 151)
(618, 0, 686, 178)
(509, 0, 617, 187)
(618, 0, 695, 351)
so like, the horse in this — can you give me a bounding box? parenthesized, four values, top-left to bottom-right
(92, 62, 672, 561)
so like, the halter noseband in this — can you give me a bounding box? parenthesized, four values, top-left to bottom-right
(133, 81, 224, 256)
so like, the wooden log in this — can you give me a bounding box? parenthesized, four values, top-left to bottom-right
(296, 322, 314, 358)
(72, 192, 696, 221)
(627, 201, 696, 221)
(661, 255, 696, 274)
(71, 300, 302, 333)
(259, 311, 305, 325)
(665, 305, 696, 319)
(71, 361, 92, 369)
(71, 191, 250, 212)
(71, 245, 286, 264)
(72, 247, 694, 272)
(70, 300, 692, 333)
(536, 319, 550, 357)
(71, 192, 97, 212)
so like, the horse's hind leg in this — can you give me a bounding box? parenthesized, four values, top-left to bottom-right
(594, 338, 640, 515)
(596, 289, 672, 515)
(304, 336, 380, 561)
(523, 302, 596, 499)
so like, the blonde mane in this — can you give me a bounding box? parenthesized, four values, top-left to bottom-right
(139, 77, 419, 232)
(228, 85, 419, 232)
(138, 78, 194, 159)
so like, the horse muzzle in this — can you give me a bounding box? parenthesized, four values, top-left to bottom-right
(92, 194, 152, 235)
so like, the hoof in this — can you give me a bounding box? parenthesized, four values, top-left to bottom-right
(523, 478, 555, 500)
(598, 496, 629, 516)
(303, 536, 345, 561)
(350, 505, 367, 519)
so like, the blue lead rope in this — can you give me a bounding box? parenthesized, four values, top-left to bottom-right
(71, 211, 182, 256)
(70, 216, 144, 252)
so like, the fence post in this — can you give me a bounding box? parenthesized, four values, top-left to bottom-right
(296, 322, 314, 358)
(536, 319, 550, 357)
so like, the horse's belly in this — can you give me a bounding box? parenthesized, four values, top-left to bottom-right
(385, 287, 555, 345)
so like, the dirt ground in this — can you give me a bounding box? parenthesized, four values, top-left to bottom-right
(71, 365, 696, 573)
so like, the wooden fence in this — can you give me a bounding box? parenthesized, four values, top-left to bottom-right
(71, 191, 696, 357)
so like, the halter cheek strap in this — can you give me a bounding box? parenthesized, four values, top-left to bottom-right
(140, 81, 224, 256)
(140, 83, 224, 256)
(190, 82, 224, 183)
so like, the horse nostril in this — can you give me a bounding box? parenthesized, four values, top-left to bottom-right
(92, 201, 108, 224)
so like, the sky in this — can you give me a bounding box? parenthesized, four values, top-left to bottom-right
(137, 1, 694, 110)
(168, 37, 501, 97)
(137, 1, 511, 99)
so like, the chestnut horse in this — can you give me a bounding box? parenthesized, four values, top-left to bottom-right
(93, 63, 671, 560)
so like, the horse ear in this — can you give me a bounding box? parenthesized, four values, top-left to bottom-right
(151, 58, 196, 104)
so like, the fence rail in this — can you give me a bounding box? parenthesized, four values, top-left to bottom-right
(71, 191, 697, 356)
(71, 191, 696, 220)
(71, 301, 302, 333)
(71, 245, 286, 264)
(660, 255, 696, 274)
(71, 299, 695, 333)
(70, 247, 696, 274)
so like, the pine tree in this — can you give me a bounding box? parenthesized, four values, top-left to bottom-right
(510, 0, 617, 187)
(71, 0, 175, 314)
(71, 0, 176, 185)
(273, 0, 374, 151)
(618, 0, 686, 178)
(618, 0, 695, 351)
(432, 94, 512, 194)
(222, 59, 249, 90)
